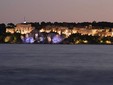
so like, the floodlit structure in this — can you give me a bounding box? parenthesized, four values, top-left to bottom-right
(6, 23, 35, 34)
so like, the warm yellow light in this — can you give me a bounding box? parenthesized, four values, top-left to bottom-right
(75, 40, 80, 44)
(4, 36, 11, 42)
(39, 29, 45, 32)
(83, 40, 88, 43)
(106, 40, 111, 44)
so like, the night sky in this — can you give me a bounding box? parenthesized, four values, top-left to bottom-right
(0, 0, 113, 23)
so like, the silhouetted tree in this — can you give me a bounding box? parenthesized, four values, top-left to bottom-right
(7, 23, 15, 28)
(0, 23, 6, 35)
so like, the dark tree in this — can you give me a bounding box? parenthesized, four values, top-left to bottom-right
(7, 23, 15, 28)
(0, 23, 6, 35)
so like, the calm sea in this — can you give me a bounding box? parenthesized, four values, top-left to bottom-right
(0, 44, 113, 85)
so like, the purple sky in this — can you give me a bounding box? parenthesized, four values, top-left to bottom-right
(0, 0, 113, 23)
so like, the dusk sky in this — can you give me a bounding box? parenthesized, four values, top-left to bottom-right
(0, 0, 113, 24)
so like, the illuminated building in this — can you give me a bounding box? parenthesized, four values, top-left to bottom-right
(6, 27, 15, 34)
(15, 23, 35, 34)
(39, 26, 113, 37)
(6, 23, 35, 34)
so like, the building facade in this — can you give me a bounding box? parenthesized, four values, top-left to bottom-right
(6, 23, 35, 34)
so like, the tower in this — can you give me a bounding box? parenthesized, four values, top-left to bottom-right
(24, 17, 27, 23)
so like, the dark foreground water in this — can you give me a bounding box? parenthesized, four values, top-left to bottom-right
(0, 44, 113, 85)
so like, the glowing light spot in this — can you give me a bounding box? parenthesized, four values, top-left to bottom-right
(5, 36, 11, 43)
(52, 35, 63, 44)
(25, 37, 34, 43)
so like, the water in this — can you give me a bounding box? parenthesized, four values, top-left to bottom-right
(0, 44, 113, 85)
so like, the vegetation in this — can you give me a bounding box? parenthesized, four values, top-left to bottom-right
(1, 21, 113, 44)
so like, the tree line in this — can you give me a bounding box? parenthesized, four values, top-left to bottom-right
(1, 21, 113, 44)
